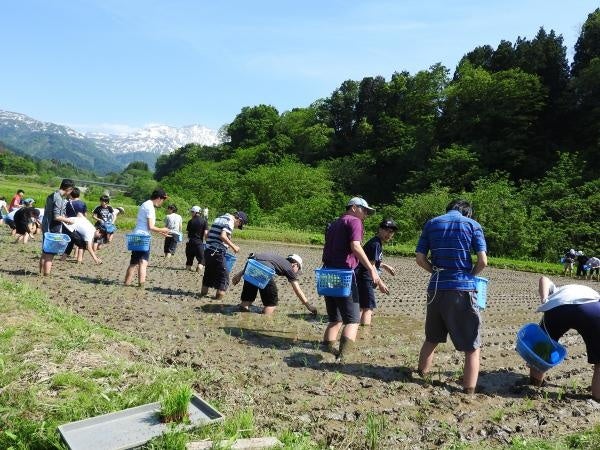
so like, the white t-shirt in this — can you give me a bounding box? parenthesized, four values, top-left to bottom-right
(71, 217, 97, 243)
(134, 199, 155, 235)
(0, 200, 7, 213)
(537, 280, 600, 312)
(164, 213, 182, 232)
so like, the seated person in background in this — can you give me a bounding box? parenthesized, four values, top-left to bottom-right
(530, 276, 600, 402)
(13, 205, 40, 244)
(231, 253, 317, 315)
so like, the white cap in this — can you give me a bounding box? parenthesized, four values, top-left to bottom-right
(347, 197, 375, 215)
(287, 254, 303, 271)
(190, 206, 201, 213)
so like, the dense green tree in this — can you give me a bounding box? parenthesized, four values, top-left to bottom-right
(571, 8, 600, 76)
(226, 105, 280, 148)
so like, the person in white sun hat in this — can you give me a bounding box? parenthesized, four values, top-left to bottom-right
(232, 252, 317, 315)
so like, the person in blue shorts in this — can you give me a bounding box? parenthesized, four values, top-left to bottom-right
(530, 276, 600, 401)
(355, 218, 398, 326)
(123, 189, 170, 287)
(415, 199, 488, 394)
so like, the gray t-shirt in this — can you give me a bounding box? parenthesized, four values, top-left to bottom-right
(253, 253, 298, 282)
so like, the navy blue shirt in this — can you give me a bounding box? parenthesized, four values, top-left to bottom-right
(416, 210, 487, 291)
(356, 236, 383, 275)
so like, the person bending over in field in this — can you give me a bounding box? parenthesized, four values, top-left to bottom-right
(200, 211, 248, 300)
(530, 276, 600, 401)
(232, 253, 317, 315)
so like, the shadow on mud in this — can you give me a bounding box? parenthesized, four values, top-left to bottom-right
(222, 326, 316, 350)
(0, 267, 37, 276)
(146, 286, 198, 296)
(197, 303, 245, 316)
(285, 351, 415, 383)
(70, 275, 116, 285)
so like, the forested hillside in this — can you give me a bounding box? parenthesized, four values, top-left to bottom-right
(154, 9, 600, 262)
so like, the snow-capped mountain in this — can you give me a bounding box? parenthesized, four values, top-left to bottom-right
(87, 124, 220, 155)
(0, 109, 221, 172)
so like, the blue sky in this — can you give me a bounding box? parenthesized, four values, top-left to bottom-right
(1, 1, 598, 134)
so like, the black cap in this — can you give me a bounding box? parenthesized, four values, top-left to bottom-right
(379, 218, 398, 231)
(235, 211, 248, 229)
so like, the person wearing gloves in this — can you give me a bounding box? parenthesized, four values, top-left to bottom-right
(232, 253, 317, 315)
(530, 276, 600, 401)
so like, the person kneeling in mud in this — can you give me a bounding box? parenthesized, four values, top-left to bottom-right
(231, 253, 317, 315)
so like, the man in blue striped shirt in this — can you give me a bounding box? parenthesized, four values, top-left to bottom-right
(200, 211, 248, 299)
(415, 199, 487, 394)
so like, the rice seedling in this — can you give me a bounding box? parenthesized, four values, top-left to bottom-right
(159, 385, 193, 423)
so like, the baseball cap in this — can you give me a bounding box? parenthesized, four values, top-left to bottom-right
(235, 211, 248, 229)
(287, 254, 303, 271)
(190, 206, 201, 213)
(379, 218, 398, 231)
(347, 197, 375, 215)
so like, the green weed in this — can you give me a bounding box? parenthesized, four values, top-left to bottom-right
(365, 411, 387, 450)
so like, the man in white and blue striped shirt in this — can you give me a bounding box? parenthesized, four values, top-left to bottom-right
(200, 211, 248, 299)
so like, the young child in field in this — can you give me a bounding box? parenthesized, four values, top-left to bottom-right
(163, 204, 183, 258)
(92, 195, 124, 243)
(355, 218, 398, 326)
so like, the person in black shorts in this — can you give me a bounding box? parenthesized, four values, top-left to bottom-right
(355, 218, 398, 326)
(531, 276, 600, 401)
(185, 206, 207, 271)
(231, 253, 317, 315)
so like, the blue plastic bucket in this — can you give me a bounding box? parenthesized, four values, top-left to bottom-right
(315, 268, 353, 297)
(243, 258, 276, 289)
(224, 253, 237, 272)
(126, 233, 151, 252)
(43, 232, 71, 254)
(473, 276, 488, 309)
(515, 323, 567, 373)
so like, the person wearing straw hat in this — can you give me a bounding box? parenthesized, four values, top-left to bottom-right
(124, 189, 171, 287)
(39, 179, 75, 276)
(415, 199, 488, 394)
(531, 276, 600, 400)
(231, 253, 317, 315)
(321, 197, 389, 361)
(200, 211, 248, 300)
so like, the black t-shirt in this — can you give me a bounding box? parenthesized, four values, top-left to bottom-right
(253, 253, 298, 282)
(187, 215, 207, 243)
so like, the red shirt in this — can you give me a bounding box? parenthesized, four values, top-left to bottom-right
(9, 194, 22, 211)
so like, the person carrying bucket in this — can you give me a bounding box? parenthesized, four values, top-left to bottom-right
(529, 276, 600, 400)
(200, 211, 248, 300)
(231, 253, 317, 315)
(415, 199, 488, 394)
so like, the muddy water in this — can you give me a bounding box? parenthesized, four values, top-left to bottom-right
(1, 234, 599, 448)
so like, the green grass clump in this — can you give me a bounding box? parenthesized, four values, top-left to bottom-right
(159, 385, 193, 423)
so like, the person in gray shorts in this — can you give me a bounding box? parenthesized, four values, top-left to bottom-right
(415, 199, 488, 394)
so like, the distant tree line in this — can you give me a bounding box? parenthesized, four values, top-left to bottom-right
(153, 9, 600, 261)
